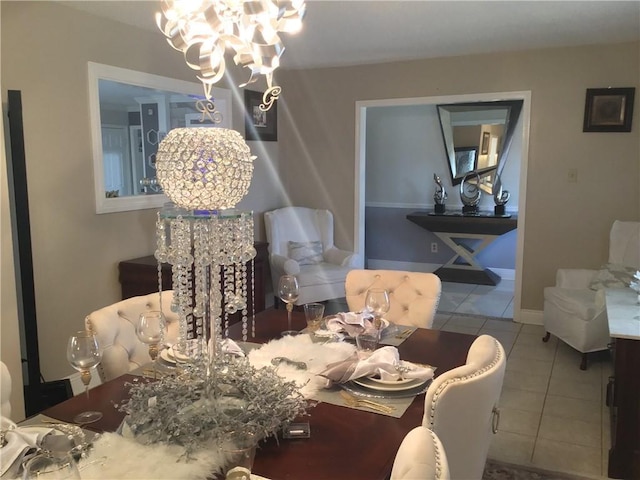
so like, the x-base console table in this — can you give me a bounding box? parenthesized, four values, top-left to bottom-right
(406, 211, 518, 286)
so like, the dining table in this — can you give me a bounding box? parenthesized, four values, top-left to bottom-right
(41, 308, 476, 480)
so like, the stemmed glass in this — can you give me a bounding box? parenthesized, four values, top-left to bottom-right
(136, 310, 166, 379)
(278, 275, 300, 336)
(365, 288, 390, 329)
(22, 452, 80, 480)
(66, 330, 102, 424)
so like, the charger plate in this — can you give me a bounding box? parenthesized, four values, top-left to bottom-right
(352, 376, 424, 391)
(341, 378, 431, 399)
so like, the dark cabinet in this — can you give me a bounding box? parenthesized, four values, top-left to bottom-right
(608, 337, 640, 479)
(118, 241, 269, 314)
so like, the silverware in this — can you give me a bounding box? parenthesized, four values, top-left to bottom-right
(395, 328, 413, 339)
(340, 391, 395, 414)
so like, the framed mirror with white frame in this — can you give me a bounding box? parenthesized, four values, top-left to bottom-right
(88, 62, 232, 214)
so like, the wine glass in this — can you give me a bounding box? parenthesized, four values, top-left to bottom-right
(136, 310, 166, 379)
(365, 288, 390, 329)
(22, 452, 80, 480)
(278, 275, 300, 336)
(66, 330, 102, 424)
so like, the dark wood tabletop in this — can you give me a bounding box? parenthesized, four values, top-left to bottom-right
(43, 308, 476, 480)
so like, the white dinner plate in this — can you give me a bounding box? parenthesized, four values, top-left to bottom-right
(352, 376, 425, 391)
(363, 375, 416, 386)
(159, 348, 176, 365)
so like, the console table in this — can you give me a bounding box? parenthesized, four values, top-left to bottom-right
(406, 211, 517, 285)
(605, 288, 640, 479)
(118, 241, 269, 314)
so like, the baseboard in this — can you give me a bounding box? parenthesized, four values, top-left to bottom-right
(366, 259, 516, 281)
(517, 309, 543, 325)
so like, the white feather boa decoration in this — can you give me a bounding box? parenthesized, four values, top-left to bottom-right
(247, 335, 356, 398)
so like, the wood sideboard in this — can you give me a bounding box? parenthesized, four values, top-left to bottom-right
(118, 241, 269, 314)
(605, 289, 640, 479)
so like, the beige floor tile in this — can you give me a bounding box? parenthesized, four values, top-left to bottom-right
(488, 430, 536, 465)
(543, 394, 601, 424)
(532, 438, 602, 477)
(520, 323, 550, 336)
(483, 318, 521, 332)
(499, 407, 542, 436)
(439, 324, 480, 335)
(503, 370, 550, 393)
(515, 331, 552, 347)
(509, 342, 558, 362)
(548, 377, 603, 402)
(551, 360, 603, 386)
(538, 414, 601, 448)
(506, 356, 553, 377)
(499, 387, 546, 413)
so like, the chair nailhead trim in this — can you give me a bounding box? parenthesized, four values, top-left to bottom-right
(427, 338, 503, 426)
(430, 429, 443, 479)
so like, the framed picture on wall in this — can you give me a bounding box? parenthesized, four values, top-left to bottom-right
(480, 131, 490, 154)
(454, 147, 478, 176)
(583, 87, 635, 132)
(244, 90, 278, 141)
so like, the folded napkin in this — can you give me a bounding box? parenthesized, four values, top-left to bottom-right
(0, 417, 55, 478)
(324, 311, 382, 337)
(318, 346, 434, 386)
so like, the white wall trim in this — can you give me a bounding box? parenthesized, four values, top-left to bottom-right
(518, 309, 544, 326)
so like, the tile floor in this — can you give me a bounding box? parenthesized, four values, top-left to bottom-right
(326, 280, 613, 479)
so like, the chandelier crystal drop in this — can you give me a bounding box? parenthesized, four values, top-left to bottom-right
(156, 0, 306, 110)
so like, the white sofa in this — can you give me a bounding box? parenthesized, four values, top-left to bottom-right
(264, 207, 359, 305)
(543, 220, 640, 369)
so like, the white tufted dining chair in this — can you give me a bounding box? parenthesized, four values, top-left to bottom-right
(85, 291, 180, 382)
(391, 426, 450, 480)
(345, 269, 441, 328)
(422, 334, 506, 480)
(1, 361, 12, 418)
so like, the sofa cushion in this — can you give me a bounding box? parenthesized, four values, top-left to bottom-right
(288, 240, 323, 265)
(589, 263, 637, 291)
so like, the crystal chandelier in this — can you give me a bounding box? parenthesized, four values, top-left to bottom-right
(154, 127, 257, 362)
(156, 0, 306, 111)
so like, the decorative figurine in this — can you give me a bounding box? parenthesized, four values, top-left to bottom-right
(460, 172, 481, 214)
(493, 174, 510, 216)
(433, 173, 447, 213)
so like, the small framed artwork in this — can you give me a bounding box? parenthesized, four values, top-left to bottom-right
(454, 146, 478, 176)
(480, 131, 490, 154)
(244, 90, 277, 141)
(583, 87, 635, 132)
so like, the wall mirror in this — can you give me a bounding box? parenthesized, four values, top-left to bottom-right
(88, 62, 232, 214)
(437, 100, 523, 192)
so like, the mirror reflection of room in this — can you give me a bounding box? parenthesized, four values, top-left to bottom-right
(437, 100, 522, 192)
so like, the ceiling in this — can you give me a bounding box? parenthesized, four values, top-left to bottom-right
(59, 1, 640, 70)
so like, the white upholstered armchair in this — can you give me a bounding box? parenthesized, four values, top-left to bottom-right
(85, 291, 180, 382)
(543, 220, 640, 369)
(423, 335, 506, 480)
(345, 269, 441, 328)
(264, 207, 359, 305)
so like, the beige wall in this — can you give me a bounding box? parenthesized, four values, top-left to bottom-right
(1, 1, 285, 387)
(278, 42, 640, 312)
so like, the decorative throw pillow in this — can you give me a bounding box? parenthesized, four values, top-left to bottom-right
(288, 241, 323, 265)
(589, 263, 637, 291)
